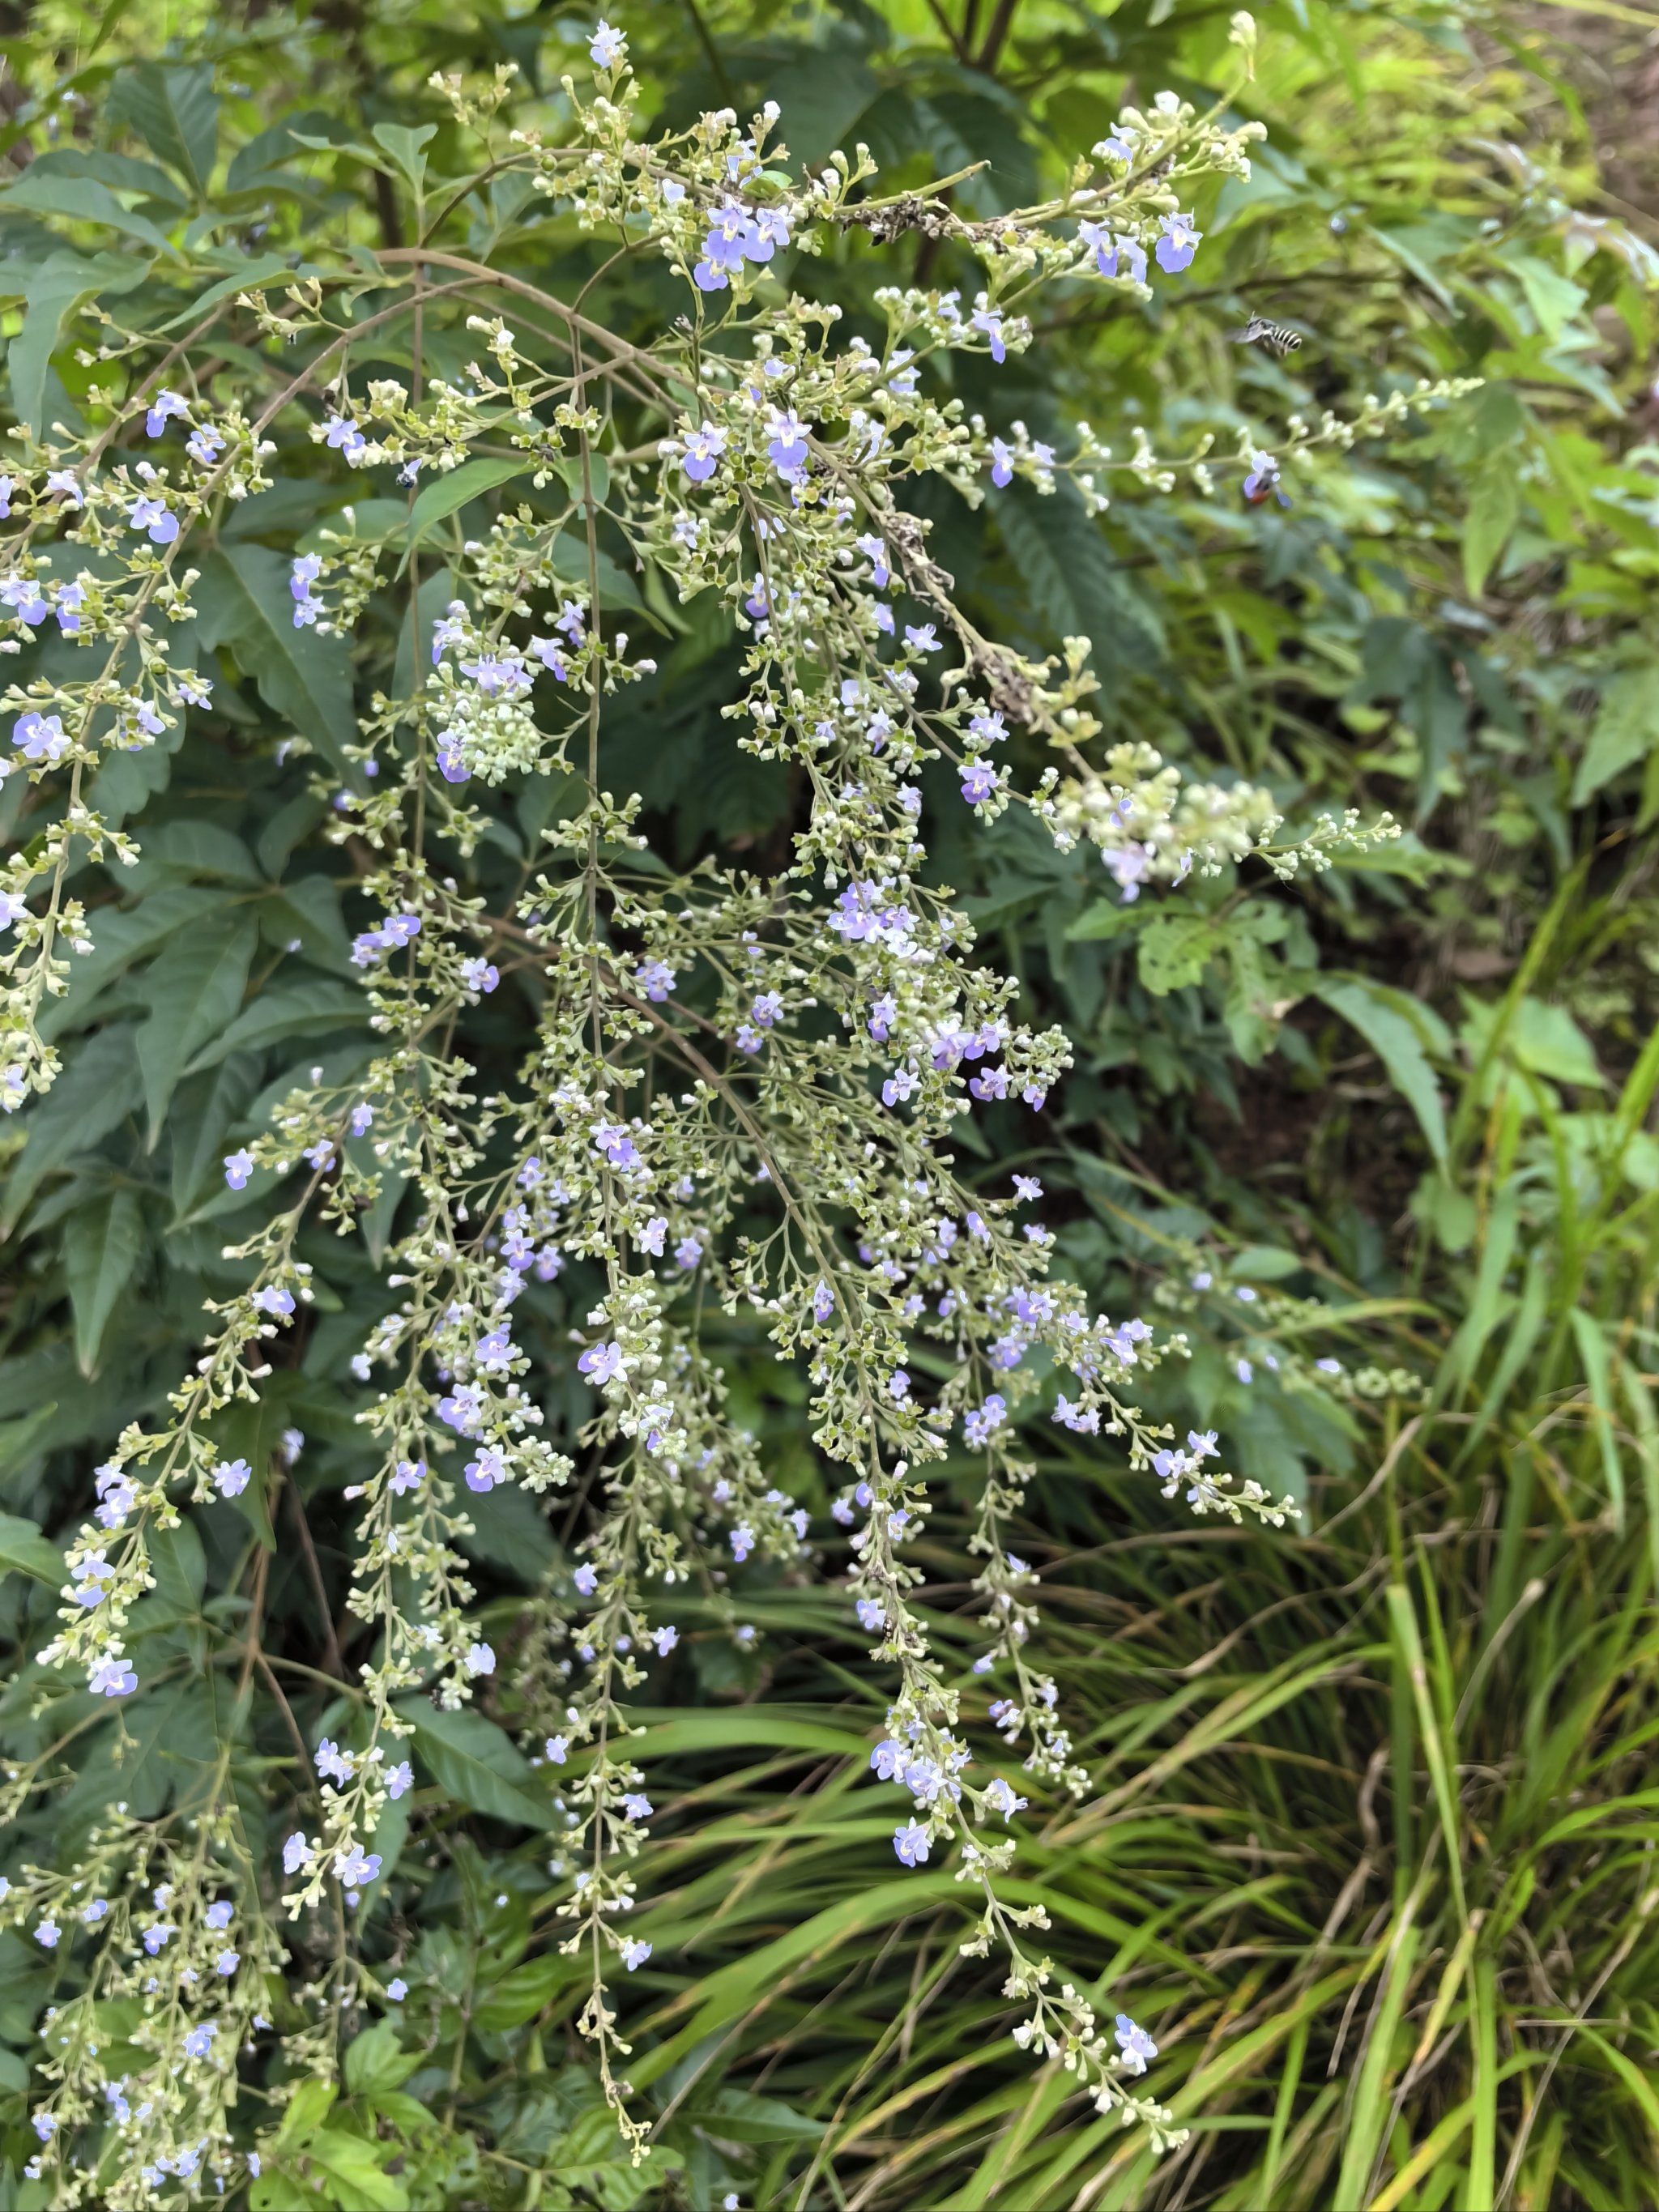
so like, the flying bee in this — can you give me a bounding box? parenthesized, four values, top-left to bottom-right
(1228, 316, 1304, 360)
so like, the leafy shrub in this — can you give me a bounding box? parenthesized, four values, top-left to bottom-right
(0, 0, 1653, 2205)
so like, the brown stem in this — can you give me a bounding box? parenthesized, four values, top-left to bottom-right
(287, 1478, 347, 1682)
(974, 0, 1021, 73)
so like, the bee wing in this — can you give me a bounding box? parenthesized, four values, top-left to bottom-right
(1226, 325, 1259, 344)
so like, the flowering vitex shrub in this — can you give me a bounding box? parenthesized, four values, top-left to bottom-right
(0, 18, 1472, 2198)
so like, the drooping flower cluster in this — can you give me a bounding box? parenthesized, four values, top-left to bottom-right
(0, 23, 1476, 2191)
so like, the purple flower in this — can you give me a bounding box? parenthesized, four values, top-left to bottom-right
(323, 414, 367, 460)
(145, 390, 190, 437)
(590, 17, 627, 67)
(391, 1459, 425, 1494)
(283, 1832, 315, 1875)
(437, 1385, 484, 1434)
(465, 1446, 507, 1493)
(622, 1939, 652, 1970)
(694, 201, 753, 292)
(680, 421, 727, 482)
(634, 959, 676, 1001)
(14, 711, 70, 762)
(855, 533, 890, 587)
(893, 1821, 932, 1867)
(578, 1340, 624, 1385)
(1077, 219, 1115, 277)
(963, 1392, 1008, 1447)
(1, 574, 49, 624)
(128, 496, 178, 545)
(871, 1739, 904, 1781)
(731, 1524, 755, 1563)
(970, 306, 1007, 363)
(766, 409, 810, 480)
(855, 1597, 885, 1632)
(990, 437, 1014, 488)
(621, 1792, 653, 1820)
(387, 1761, 413, 1800)
(959, 761, 997, 806)
(213, 1457, 252, 1498)
(1114, 234, 1148, 283)
(1154, 211, 1202, 275)
(1115, 2014, 1158, 2074)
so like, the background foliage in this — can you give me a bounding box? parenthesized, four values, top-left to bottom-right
(1, 0, 1657, 2204)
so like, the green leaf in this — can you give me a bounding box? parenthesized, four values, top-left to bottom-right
(1506, 998, 1605, 1089)
(1572, 665, 1659, 806)
(41, 886, 232, 1041)
(132, 820, 262, 886)
(0, 169, 177, 253)
(0, 1511, 66, 1586)
(1461, 460, 1520, 597)
(2, 1025, 143, 1234)
(343, 2019, 420, 2094)
(683, 2086, 825, 2143)
(261, 879, 355, 974)
(554, 452, 611, 509)
(305, 2131, 406, 2211)
(136, 912, 258, 1140)
(1064, 898, 1144, 945)
(274, 2077, 337, 2148)
(106, 62, 220, 198)
(549, 527, 642, 612)
(23, 147, 190, 207)
(181, 980, 368, 1074)
(1314, 976, 1448, 1167)
(7, 249, 149, 438)
(996, 479, 1164, 668)
(393, 566, 456, 703)
(369, 122, 437, 193)
(225, 113, 337, 196)
(156, 253, 294, 333)
(195, 544, 358, 774)
(1137, 914, 1225, 997)
(394, 1699, 552, 1828)
(149, 1517, 206, 1616)
(473, 1953, 570, 2031)
(400, 457, 533, 561)
(169, 1053, 262, 1219)
(64, 1188, 147, 1375)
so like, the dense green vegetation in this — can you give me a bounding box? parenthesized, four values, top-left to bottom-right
(0, 0, 1656, 2205)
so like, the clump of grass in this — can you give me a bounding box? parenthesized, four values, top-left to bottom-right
(603, 893, 1659, 2212)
